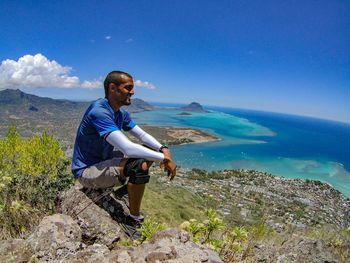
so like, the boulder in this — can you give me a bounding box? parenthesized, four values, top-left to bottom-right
(26, 214, 82, 262)
(57, 184, 124, 247)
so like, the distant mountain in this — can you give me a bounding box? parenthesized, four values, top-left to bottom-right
(0, 89, 154, 116)
(0, 89, 154, 142)
(0, 89, 87, 107)
(0, 89, 89, 119)
(179, 102, 207, 112)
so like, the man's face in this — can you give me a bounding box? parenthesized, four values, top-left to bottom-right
(111, 75, 134, 106)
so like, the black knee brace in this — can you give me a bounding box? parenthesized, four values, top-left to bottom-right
(124, 158, 150, 184)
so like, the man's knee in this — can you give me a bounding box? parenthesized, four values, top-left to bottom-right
(124, 158, 150, 184)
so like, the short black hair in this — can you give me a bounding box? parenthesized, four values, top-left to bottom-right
(104, 71, 133, 97)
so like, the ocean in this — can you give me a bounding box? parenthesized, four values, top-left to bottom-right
(133, 104, 350, 197)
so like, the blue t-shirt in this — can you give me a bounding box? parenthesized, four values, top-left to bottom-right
(72, 98, 136, 177)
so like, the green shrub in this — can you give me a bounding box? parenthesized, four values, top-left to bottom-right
(220, 226, 249, 262)
(139, 217, 166, 243)
(0, 127, 73, 239)
(180, 209, 224, 244)
(180, 209, 271, 262)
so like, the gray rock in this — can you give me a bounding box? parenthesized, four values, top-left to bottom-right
(110, 249, 133, 263)
(57, 184, 124, 247)
(0, 238, 33, 263)
(26, 214, 82, 262)
(114, 228, 223, 263)
(64, 243, 111, 263)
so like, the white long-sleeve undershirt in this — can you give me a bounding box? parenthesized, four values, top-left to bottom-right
(128, 125, 163, 151)
(105, 129, 164, 161)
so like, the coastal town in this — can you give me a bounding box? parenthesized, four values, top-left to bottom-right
(155, 167, 350, 230)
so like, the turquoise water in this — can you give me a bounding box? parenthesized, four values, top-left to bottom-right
(133, 107, 350, 197)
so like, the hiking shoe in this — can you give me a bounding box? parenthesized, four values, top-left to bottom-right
(119, 215, 143, 240)
(101, 195, 128, 221)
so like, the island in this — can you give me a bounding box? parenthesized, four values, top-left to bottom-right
(178, 102, 208, 112)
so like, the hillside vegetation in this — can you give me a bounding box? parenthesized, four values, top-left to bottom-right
(0, 127, 73, 239)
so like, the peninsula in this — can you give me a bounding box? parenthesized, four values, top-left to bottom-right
(132, 125, 219, 145)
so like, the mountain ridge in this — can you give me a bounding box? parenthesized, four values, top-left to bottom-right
(0, 89, 153, 112)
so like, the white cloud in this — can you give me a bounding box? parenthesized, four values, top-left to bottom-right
(134, 80, 156, 90)
(0, 54, 156, 92)
(81, 79, 103, 89)
(125, 38, 133, 43)
(0, 54, 105, 90)
(105, 36, 111, 40)
(0, 54, 80, 89)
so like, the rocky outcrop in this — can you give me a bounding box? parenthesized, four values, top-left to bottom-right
(0, 213, 223, 262)
(0, 185, 223, 262)
(57, 184, 124, 247)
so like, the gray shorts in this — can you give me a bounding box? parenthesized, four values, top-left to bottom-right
(78, 158, 124, 189)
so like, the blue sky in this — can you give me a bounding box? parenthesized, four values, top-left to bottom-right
(0, 0, 349, 123)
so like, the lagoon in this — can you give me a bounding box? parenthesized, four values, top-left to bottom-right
(133, 106, 350, 197)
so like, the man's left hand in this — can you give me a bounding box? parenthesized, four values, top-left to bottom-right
(160, 148, 177, 180)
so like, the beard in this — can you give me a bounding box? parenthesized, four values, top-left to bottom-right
(123, 96, 132, 105)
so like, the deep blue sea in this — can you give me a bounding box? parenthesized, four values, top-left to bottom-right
(133, 104, 350, 197)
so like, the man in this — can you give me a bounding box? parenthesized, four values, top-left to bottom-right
(72, 70, 177, 239)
